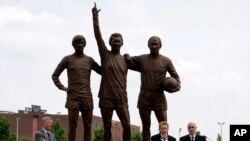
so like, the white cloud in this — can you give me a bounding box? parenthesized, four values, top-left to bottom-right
(217, 70, 243, 92)
(0, 6, 33, 26)
(177, 59, 204, 74)
(0, 6, 63, 28)
(34, 11, 62, 23)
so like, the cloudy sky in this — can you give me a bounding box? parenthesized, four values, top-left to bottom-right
(1, 0, 250, 140)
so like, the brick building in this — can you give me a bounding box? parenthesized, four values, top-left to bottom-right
(0, 105, 140, 141)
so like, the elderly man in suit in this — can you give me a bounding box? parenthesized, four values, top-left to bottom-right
(151, 121, 176, 141)
(35, 116, 56, 141)
(180, 122, 206, 141)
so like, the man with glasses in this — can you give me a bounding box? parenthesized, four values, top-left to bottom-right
(180, 122, 206, 141)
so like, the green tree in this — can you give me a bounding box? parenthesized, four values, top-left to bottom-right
(131, 130, 142, 141)
(217, 134, 221, 141)
(0, 117, 16, 141)
(51, 119, 66, 141)
(93, 126, 104, 141)
(93, 126, 142, 141)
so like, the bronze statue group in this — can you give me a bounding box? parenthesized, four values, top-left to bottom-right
(34, 3, 205, 141)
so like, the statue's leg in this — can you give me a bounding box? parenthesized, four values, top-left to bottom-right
(139, 108, 151, 141)
(81, 108, 93, 141)
(68, 108, 79, 141)
(116, 107, 131, 141)
(154, 110, 167, 122)
(100, 107, 113, 141)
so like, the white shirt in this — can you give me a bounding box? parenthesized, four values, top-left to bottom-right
(190, 134, 196, 141)
(161, 134, 168, 141)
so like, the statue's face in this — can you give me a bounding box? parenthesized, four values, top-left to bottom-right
(110, 36, 123, 51)
(73, 38, 86, 53)
(148, 37, 161, 55)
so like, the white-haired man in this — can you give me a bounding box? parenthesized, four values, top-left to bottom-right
(35, 116, 56, 141)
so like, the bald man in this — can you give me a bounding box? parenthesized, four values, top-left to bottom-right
(180, 122, 206, 141)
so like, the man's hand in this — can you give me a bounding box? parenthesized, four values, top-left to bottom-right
(123, 53, 132, 61)
(92, 2, 101, 15)
(60, 86, 68, 92)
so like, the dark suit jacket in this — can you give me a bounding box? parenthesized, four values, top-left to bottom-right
(180, 135, 206, 141)
(35, 129, 57, 141)
(151, 134, 176, 141)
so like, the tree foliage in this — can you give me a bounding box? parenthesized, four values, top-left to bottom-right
(93, 126, 142, 141)
(0, 117, 16, 141)
(93, 126, 104, 141)
(217, 134, 221, 141)
(51, 119, 66, 141)
(131, 130, 142, 141)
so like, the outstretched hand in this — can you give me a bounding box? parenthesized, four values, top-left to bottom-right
(92, 2, 101, 15)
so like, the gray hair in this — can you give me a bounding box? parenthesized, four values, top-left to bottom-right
(159, 121, 168, 129)
(42, 116, 53, 126)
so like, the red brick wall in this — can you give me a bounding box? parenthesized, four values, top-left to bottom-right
(0, 112, 140, 141)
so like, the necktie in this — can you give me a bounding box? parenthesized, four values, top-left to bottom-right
(191, 136, 194, 141)
(47, 132, 51, 141)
